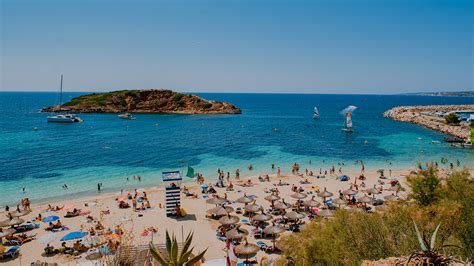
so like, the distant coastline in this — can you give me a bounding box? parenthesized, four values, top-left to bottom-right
(401, 91, 474, 97)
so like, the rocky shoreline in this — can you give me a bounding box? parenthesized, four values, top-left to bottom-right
(384, 105, 473, 140)
(42, 89, 241, 114)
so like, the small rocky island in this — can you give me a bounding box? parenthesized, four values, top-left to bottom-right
(384, 105, 473, 140)
(42, 89, 241, 114)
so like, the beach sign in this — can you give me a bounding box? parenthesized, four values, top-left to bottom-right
(162, 171, 182, 182)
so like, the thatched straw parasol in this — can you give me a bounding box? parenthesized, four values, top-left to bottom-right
(318, 209, 335, 218)
(207, 206, 234, 216)
(317, 187, 334, 202)
(357, 194, 374, 204)
(206, 197, 227, 205)
(236, 194, 254, 204)
(0, 228, 15, 238)
(384, 194, 399, 202)
(365, 185, 381, 195)
(303, 196, 321, 207)
(285, 211, 305, 220)
(342, 188, 357, 196)
(8, 209, 31, 218)
(244, 203, 262, 213)
(274, 200, 291, 210)
(235, 240, 260, 260)
(226, 227, 249, 240)
(0, 217, 24, 227)
(332, 198, 347, 207)
(252, 212, 273, 222)
(264, 224, 285, 247)
(264, 194, 280, 202)
(290, 192, 307, 200)
(218, 215, 240, 226)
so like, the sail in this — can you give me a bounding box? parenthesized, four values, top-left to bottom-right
(186, 166, 195, 178)
(346, 112, 352, 128)
(313, 107, 319, 119)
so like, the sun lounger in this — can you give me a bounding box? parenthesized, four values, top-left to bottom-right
(256, 241, 273, 252)
(216, 234, 227, 242)
(0, 246, 20, 260)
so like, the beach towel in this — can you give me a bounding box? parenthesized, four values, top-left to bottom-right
(51, 226, 69, 232)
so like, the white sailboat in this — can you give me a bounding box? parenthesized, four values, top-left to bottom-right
(47, 75, 83, 123)
(313, 107, 319, 119)
(118, 113, 135, 120)
(342, 112, 353, 132)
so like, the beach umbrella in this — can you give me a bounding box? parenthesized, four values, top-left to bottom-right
(263, 225, 285, 235)
(318, 209, 335, 218)
(317, 188, 334, 202)
(357, 194, 374, 204)
(0, 228, 15, 238)
(218, 215, 240, 226)
(365, 186, 381, 195)
(285, 211, 305, 220)
(8, 209, 31, 218)
(37, 232, 57, 244)
(264, 194, 280, 202)
(0, 217, 24, 227)
(303, 196, 321, 207)
(244, 203, 262, 213)
(226, 227, 249, 240)
(252, 213, 272, 222)
(42, 215, 60, 223)
(206, 197, 227, 205)
(384, 194, 399, 202)
(235, 241, 260, 263)
(60, 231, 87, 241)
(332, 198, 347, 207)
(274, 201, 291, 210)
(290, 192, 307, 200)
(236, 194, 254, 204)
(264, 225, 285, 247)
(342, 188, 357, 196)
(207, 206, 234, 216)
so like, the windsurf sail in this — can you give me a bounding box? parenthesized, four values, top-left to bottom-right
(186, 166, 195, 178)
(346, 112, 352, 129)
(313, 107, 319, 119)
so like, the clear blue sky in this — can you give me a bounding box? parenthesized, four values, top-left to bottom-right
(1, 0, 472, 93)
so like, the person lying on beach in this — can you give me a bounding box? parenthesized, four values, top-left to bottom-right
(118, 201, 130, 209)
(274, 180, 289, 186)
(65, 208, 81, 217)
(60, 241, 74, 255)
(73, 240, 87, 252)
(300, 179, 311, 184)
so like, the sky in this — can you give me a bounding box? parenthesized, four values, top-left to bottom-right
(1, 0, 472, 94)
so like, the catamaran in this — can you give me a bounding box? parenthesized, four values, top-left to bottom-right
(342, 112, 353, 132)
(47, 75, 83, 123)
(313, 107, 319, 119)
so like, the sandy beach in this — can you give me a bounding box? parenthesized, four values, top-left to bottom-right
(0, 165, 430, 265)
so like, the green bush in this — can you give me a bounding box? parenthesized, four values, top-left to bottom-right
(173, 93, 184, 103)
(406, 164, 441, 206)
(445, 113, 460, 125)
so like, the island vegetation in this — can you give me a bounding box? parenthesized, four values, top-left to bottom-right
(42, 89, 241, 114)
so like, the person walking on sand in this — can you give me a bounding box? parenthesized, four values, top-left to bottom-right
(277, 167, 281, 177)
(97, 183, 101, 192)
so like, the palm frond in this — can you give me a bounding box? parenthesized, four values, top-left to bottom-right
(149, 242, 169, 265)
(185, 248, 208, 266)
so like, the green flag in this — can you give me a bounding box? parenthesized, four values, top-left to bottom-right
(186, 166, 195, 178)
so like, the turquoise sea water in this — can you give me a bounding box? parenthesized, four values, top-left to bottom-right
(0, 92, 473, 206)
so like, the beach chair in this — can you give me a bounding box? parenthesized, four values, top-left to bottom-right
(256, 241, 272, 252)
(0, 246, 20, 260)
(216, 234, 227, 242)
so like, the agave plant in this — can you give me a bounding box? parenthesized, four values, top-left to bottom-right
(149, 230, 207, 266)
(409, 221, 462, 264)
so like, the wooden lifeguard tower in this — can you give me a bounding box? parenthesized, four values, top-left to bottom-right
(162, 171, 182, 217)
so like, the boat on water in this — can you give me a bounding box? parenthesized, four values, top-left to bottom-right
(47, 75, 83, 123)
(118, 113, 135, 120)
(342, 112, 353, 132)
(313, 107, 319, 119)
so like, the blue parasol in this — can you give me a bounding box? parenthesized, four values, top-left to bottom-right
(60, 231, 87, 241)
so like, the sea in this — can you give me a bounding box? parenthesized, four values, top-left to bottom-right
(0, 92, 473, 206)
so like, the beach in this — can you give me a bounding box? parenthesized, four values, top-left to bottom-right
(2, 164, 470, 265)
